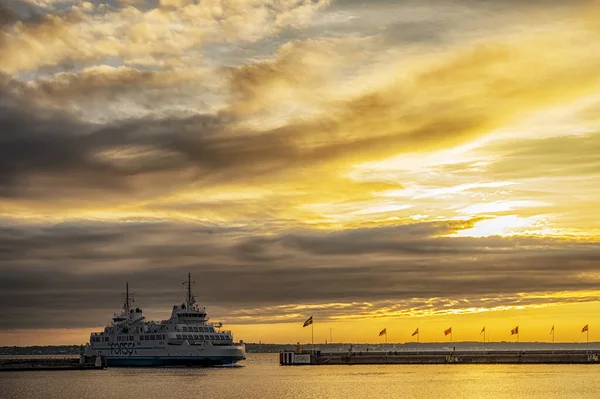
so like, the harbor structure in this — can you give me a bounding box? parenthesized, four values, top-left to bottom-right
(280, 349, 600, 365)
(281, 322, 597, 366)
(0, 355, 106, 372)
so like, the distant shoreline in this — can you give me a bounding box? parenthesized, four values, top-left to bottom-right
(2, 342, 599, 355)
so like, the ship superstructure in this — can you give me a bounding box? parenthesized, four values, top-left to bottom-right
(85, 274, 246, 366)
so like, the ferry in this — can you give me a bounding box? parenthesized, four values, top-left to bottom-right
(84, 274, 246, 366)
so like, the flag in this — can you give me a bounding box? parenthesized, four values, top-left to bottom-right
(582, 324, 589, 333)
(550, 325, 554, 335)
(444, 327, 452, 336)
(412, 328, 419, 336)
(511, 326, 519, 335)
(379, 328, 387, 336)
(480, 326, 485, 334)
(303, 316, 313, 327)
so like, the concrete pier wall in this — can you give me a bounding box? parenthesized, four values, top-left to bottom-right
(281, 350, 600, 365)
(0, 355, 107, 371)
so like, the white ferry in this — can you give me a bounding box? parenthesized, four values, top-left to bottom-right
(84, 274, 246, 366)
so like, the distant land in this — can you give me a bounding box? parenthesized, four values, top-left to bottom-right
(2, 342, 599, 356)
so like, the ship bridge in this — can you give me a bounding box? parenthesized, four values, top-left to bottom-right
(174, 307, 207, 322)
(169, 273, 208, 324)
(111, 282, 145, 327)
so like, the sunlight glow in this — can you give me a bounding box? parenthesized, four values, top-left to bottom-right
(453, 215, 553, 237)
(457, 200, 550, 215)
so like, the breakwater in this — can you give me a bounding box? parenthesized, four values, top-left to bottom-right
(280, 350, 600, 365)
(0, 355, 107, 372)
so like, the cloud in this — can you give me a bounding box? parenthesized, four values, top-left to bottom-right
(0, 3, 20, 26)
(0, 62, 486, 203)
(3, 9, 600, 212)
(484, 133, 600, 180)
(225, 38, 354, 117)
(0, 0, 47, 27)
(0, 0, 331, 73)
(19, 65, 215, 121)
(3, 0, 600, 338)
(1, 220, 600, 329)
(31, 65, 192, 99)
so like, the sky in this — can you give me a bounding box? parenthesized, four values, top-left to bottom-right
(1, 0, 600, 346)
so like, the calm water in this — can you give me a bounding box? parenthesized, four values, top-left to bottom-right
(1, 353, 600, 399)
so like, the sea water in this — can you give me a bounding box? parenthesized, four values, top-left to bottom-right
(1, 353, 600, 399)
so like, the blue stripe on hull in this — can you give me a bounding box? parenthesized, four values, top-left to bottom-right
(107, 356, 244, 367)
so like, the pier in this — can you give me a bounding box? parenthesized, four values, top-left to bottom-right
(0, 355, 107, 372)
(280, 349, 600, 365)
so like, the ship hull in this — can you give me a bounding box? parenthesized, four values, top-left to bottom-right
(85, 342, 246, 367)
(106, 355, 244, 367)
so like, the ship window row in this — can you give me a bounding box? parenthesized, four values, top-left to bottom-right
(179, 313, 205, 318)
(92, 334, 167, 342)
(139, 334, 166, 341)
(182, 326, 214, 333)
(175, 334, 230, 340)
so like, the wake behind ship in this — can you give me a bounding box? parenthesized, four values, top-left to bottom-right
(85, 274, 246, 366)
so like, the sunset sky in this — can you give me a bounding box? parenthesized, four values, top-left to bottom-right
(1, 0, 600, 346)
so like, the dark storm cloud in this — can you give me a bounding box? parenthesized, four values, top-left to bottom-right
(0, 70, 488, 200)
(277, 221, 492, 256)
(0, 0, 46, 27)
(0, 3, 19, 26)
(0, 74, 284, 198)
(3, 10, 599, 202)
(2, 70, 293, 198)
(1, 220, 600, 329)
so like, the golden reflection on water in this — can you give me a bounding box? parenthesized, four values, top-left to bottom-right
(1, 353, 600, 399)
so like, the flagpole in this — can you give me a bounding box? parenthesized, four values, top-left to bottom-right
(552, 327, 554, 354)
(312, 319, 314, 353)
(587, 328, 589, 354)
(483, 329, 486, 352)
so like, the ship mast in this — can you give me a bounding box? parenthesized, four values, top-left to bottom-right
(122, 282, 134, 310)
(184, 273, 195, 308)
